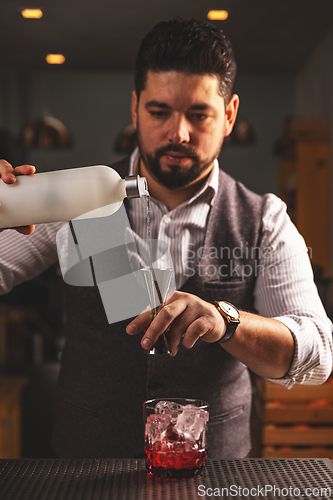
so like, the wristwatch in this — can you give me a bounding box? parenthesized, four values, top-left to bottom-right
(213, 301, 241, 343)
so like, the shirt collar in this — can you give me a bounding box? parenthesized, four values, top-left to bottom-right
(129, 146, 219, 208)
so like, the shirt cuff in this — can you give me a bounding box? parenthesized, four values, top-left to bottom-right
(267, 314, 332, 388)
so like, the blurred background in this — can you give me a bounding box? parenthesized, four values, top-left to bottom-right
(0, 0, 332, 460)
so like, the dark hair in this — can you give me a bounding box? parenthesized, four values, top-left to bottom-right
(134, 17, 237, 105)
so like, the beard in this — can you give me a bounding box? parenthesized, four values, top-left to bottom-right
(136, 127, 223, 190)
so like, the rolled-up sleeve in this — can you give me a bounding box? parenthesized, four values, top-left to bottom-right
(254, 193, 333, 388)
(0, 222, 64, 295)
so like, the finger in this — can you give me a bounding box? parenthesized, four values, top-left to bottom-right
(15, 225, 35, 235)
(166, 308, 199, 356)
(126, 307, 153, 335)
(0, 225, 36, 235)
(141, 299, 187, 350)
(13, 165, 36, 176)
(182, 308, 226, 348)
(0, 160, 16, 183)
(181, 317, 213, 349)
(166, 330, 182, 356)
(0, 161, 35, 183)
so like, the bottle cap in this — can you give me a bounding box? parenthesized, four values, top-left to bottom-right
(124, 175, 149, 198)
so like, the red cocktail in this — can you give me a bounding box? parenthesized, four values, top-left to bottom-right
(143, 398, 209, 479)
(145, 442, 207, 478)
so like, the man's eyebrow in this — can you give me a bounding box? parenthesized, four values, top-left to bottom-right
(190, 104, 214, 111)
(145, 100, 172, 109)
(145, 101, 215, 111)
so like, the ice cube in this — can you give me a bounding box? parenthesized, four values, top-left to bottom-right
(185, 439, 199, 452)
(145, 413, 172, 445)
(154, 400, 183, 415)
(175, 405, 209, 441)
(163, 422, 183, 442)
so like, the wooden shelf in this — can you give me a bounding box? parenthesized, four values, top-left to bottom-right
(251, 374, 333, 459)
(263, 425, 333, 446)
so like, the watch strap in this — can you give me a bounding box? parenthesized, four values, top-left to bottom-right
(218, 320, 238, 342)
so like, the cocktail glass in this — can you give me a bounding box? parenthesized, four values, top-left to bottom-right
(143, 398, 209, 479)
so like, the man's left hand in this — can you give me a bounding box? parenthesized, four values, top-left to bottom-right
(126, 291, 226, 355)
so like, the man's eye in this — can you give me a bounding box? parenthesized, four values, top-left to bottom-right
(190, 114, 207, 121)
(151, 111, 167, 118)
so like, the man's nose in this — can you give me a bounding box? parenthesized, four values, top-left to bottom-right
(167, 115, 190, 143)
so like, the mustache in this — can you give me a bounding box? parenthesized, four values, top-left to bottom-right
(156, 144, 198, 158)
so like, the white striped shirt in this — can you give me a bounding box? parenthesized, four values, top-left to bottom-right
(0, 148, 332, 388)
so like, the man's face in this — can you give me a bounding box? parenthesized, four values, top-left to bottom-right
(131, 71, 238, 190)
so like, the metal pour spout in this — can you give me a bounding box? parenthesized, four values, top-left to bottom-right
(124, 175, 149, 198)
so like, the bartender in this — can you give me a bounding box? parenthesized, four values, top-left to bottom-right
(0, 17, 332, 459)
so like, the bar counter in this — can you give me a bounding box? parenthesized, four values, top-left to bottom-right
(0, 458, 332, 500)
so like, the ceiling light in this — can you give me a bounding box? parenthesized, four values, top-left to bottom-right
(21, 8, 43, 19)
(207, 10, 229, 21)
(46, 54, 66, 65)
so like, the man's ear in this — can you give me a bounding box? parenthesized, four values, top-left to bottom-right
(131, 90, 138, 130)
(224, 94, 239, 137)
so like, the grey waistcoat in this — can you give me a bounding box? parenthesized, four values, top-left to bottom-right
(52, 157, 265, 459)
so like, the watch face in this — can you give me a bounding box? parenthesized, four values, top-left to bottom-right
(220, 301, 239, 320)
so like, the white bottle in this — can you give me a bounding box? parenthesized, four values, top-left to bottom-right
(0, 165, 148, 228)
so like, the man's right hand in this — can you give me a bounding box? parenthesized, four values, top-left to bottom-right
(0, 159, 36, 234)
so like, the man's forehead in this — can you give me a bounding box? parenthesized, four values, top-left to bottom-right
(141, 70, 223, 103)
